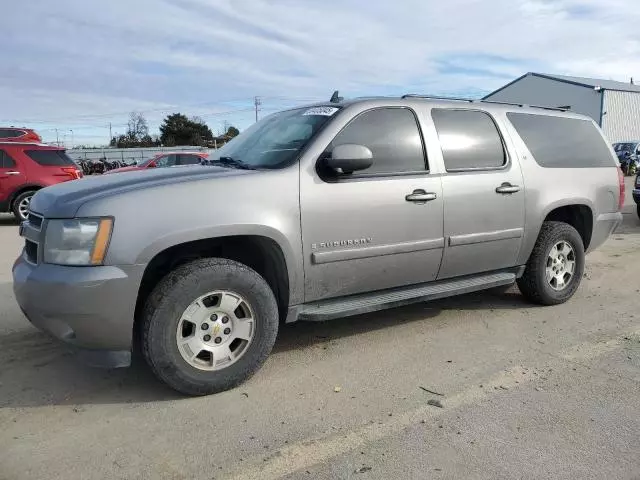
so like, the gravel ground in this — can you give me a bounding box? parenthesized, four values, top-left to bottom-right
(0, 178, 639, 480)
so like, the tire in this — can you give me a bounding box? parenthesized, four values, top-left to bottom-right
(517, 221, 585, 306)
(11, 190, 36, 222)
(637, 204, 640, 220)
(142, 258, 279, 396)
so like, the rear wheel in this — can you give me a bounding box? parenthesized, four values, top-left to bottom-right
(11, 190, 36, 222)
(517, 222, 585, 305)
(637, 204, 640, 220)
(142, 258, 279, 396)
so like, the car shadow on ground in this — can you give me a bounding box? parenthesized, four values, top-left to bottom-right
(0, 287, 537, 409)
(615, 204, 640, 235)
(0, 215, 18, 227)
(273, 288, 532, 354)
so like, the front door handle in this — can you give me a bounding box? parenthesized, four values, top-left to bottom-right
(5, 171, 21, 176)
(495, 183, 520, 194)
(405, 189, 437, 202)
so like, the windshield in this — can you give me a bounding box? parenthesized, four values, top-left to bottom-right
(207, 106, 339, 169)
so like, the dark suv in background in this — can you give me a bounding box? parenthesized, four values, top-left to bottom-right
(0, 128, 82, 221)
(633, 173, 640, 218)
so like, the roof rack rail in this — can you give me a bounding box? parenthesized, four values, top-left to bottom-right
(401, 94, 474, 102)
(481, 99, 569, 111)
(401, 94, 569, 112)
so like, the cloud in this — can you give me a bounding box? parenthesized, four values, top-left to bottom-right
(0, 0, 638, 144)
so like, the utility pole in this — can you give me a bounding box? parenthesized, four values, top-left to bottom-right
(254, 96, 261, 122)
(109, 122, 112, 145)
(55, 128, 59, 146)
(70, 129, 74, 149)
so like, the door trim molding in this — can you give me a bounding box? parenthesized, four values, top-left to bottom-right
(448, 227, 524, 247)
(311, 238, 445, 265)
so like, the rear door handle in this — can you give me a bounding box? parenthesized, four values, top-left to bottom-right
(5, 171, 21, 176)
(405, 190, 437, 202)
(495, 183, 520, 194)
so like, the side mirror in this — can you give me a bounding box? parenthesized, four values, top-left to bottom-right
(147, 161, 157, 168)
(326, 144, 373, 174)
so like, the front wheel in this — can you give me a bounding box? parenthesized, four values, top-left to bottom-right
(142, 258, 279, 396)
(12, 190, 36, 222)
(637, 204, 640, 220)
(517, 222, 585, 306)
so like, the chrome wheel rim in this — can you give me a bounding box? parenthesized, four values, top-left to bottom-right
(18, 196, 31, 220)
(545, 241, 576, 291)
(176, 290, 255, 371)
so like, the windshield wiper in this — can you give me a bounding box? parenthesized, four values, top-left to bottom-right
(206, 156, 255, 170)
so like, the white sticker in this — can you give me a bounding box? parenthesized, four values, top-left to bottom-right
(303, 106, 339, 117)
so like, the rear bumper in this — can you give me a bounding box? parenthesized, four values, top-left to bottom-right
(632, 188, 640, 204)
(588, 212, 623, 252)
(12, 255, 145, 368)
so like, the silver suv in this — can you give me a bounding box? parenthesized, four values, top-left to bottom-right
(13, 96, 624, 395)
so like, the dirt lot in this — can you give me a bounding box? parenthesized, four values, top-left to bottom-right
(1, 179, 639, 480)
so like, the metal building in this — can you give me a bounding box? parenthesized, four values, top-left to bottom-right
(484, 72, 640, 143)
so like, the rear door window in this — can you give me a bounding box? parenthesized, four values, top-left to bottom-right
(507, 113, 615, 168)
(25, 149, 75, 166)
(0, 150, 17, 168)
(432, 109, 506, 171)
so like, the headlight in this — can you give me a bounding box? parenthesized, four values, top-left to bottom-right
(44, 218, 113, 266)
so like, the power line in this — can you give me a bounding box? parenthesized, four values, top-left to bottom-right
(0, 96, 266, 124)
(0, 95, 326, 125)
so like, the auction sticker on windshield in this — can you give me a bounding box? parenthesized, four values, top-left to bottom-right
(303, 107, 339, 116)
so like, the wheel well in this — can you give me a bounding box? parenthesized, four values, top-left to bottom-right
(133, 236, 290, 347)
(9, 186, 41, 210)
(544, 205, 593, 249)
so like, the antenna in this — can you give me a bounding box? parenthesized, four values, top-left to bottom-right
(330, 90, 343, 103)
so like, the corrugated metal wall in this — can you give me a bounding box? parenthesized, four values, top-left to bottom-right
(484, 75, 602, 122)
(602, 90, 640, 143)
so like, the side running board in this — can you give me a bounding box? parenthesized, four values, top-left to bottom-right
(297, 270, 520, 322)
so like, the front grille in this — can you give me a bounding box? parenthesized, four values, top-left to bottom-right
(28, 212, 43, 230)
(25, 240, 38, 264)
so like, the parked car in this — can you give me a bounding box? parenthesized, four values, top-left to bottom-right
(1, 129, 82, 221)
(14, 96, 624, 395)
(633, 172, 640, 219)
(104, 151, 208, 174)
(613, 141, 640, 176)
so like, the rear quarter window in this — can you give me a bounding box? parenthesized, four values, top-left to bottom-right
(0, 129, 25, 138)
(25, 149, 75, 166)
(507, 113, 615, 168)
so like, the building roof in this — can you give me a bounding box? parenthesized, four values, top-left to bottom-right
(484, 72, 640, 99)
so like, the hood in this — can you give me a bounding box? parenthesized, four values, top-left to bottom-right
(30, 165, 255, 218)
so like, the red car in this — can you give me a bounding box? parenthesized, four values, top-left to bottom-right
(0, 128, 83, 221)
(105, 151, 208, 174)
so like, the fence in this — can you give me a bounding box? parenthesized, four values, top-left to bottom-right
(66, 146, 214, 165)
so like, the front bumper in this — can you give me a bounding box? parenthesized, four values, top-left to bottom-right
(632, 188, 640, 205)
(12, 255, 145, 368)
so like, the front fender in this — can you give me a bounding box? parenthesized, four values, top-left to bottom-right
(135, 224, 303, 304)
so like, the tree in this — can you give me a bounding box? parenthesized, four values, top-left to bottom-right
(226, 126, 240, 138)
(126, 111, 149, 142)
(109, 111, 158, 148)
(159, 113, 214, 146)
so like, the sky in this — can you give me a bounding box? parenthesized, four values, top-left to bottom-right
(1, 0, 639, 146)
